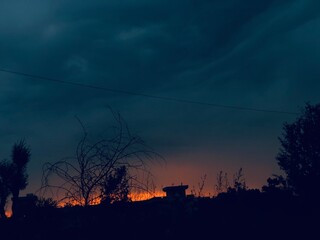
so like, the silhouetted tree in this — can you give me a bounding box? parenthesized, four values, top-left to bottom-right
(0, 161, 12, 219)
(190, 174, 207, 197)
(197, 174, 207, 197)
(100, 166, 130, 204)
(215, 168, 248, 199)
(230, 167, 247, 192)
(10, 140, 31, 217)
(42, 110, 158, 206)
(215, 170, 229, 195)
(277, 103, 320, 198)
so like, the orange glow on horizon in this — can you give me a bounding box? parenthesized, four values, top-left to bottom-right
(5, 211, 12, 218)
(129, 190, 165, 201)
(55, 191, 166, 207)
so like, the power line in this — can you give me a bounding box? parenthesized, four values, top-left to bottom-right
(0, 67, 298, 115)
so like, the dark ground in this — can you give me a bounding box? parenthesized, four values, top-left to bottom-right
(0, 192, 318, 240)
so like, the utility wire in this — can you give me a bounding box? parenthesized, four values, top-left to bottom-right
(0, 67, 298, 115)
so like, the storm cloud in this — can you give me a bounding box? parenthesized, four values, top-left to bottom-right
(1, 0, 320, 193)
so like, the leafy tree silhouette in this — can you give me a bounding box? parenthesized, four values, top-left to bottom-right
(100, 166, 130, 204)
(277, 103, 320, 199)
(10, 140, 31, 218)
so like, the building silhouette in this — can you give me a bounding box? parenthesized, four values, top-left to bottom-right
(162, 185, 188, 200)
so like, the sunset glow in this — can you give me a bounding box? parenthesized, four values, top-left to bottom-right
(129, 190, 165, 201)
(1, 1, 319, 239)
(5, 211, 12, 218)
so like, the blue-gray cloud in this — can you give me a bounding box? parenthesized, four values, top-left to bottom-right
(0, 0, 320, 190)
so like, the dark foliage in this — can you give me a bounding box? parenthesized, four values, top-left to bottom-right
(262, 175, 290, 195)
(10, 140, 31, 218)
(0, 140, 31, 218)
(277, 103, 320, 198)
(101, 166, 130, 204)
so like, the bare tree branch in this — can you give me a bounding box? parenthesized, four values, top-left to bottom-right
(39, 109, 162, 206)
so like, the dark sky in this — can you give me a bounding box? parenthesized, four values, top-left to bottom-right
(1, 0, 320, 196)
